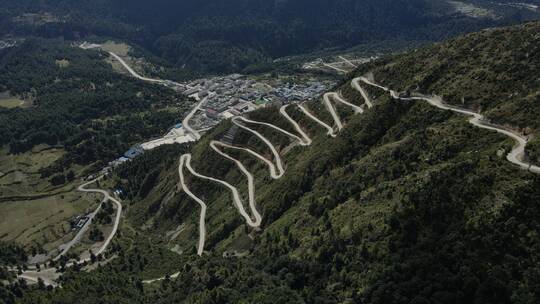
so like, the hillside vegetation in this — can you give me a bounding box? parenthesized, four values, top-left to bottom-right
(350, 21, 540, 162)
(1, 0, 540, 74)
(6, 21, 540, 304)
(0, 39, 192, 181)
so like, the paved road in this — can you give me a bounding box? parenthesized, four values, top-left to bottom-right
(179, 75, 539, 261)
(178, 155, 207, 256)
(182, 96, 209, 140)
(108, 52, 166, 84)
(351, 78, 374, 109)
(358, 78, 540, 174)
(79, 43, 191, 91)
(180, 153, 263, 228)
(323, 92, 363, 131)
(236, 116, 310, 147)
(231, 116, 287, 177)
(297, 103, 337, 137)
(106, 47, 206, 142)
(279, 105, 313, 146)
(212, 140, 282, 179)
(359, 77, 399, 98)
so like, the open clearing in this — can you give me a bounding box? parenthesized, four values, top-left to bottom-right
(0, 145, 99, 251)
(99, 41, 131, 56)
(98, 40, 152, 76)
(447, 1, 498, 19)
(0, 91, 29, 108)
(0, 145, 66, 196)
(100, 41, 137, 74)
(0, 190, 99, 250)
(55, 59, 70, 68)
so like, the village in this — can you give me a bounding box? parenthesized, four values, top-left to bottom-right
(183, 73, 333, 131)
(102, 72, 335, 173)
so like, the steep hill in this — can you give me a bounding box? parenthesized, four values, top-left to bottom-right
(1, 0, 540, 73)
(8, 21, 540, 304)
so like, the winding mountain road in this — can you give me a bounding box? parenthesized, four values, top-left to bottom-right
(358, 78, 540, 174)
(42, 43, 537, 284)
(108, 52, 167, 84)
(53, 195, 102, 261)
(178, 74, 540, 257)
(104, 45, 206, 142)
(323, 92, 363, 131)
(77, 177, 123, 257)
(178, 155, 207, 256)
(178, 77, 370, 255)
(279, 105, 313, 146)
(351, 78, 374, 109)
(16, 177, 122, 286)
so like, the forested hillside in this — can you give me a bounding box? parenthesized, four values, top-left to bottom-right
(355, 21, 540, 163)
(0, 39, 192, 178)
(1, 0, 540, 73)
(6, 21, 540, 303)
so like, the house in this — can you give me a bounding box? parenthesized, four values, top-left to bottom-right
(233, 102, 258, 113)
(71, 215, 89, 230)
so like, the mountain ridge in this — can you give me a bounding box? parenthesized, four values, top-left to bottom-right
(3, 17, 540, 304)
(2, 0, 540, 74)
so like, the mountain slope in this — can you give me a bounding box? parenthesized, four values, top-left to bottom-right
(131, 20, 540, 303)
(2, 0, 540, 73)
(10, 21, 540, 304)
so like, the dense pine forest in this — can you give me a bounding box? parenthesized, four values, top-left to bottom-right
(1, 0, 540, 73)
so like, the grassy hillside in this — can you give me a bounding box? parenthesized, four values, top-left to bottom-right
(10, 21, 540, 304)
(0, 39, 193, 257)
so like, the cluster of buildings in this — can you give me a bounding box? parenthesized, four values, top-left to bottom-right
(271, 81, 330, 103)
(181, 73, 333, 131)
(102, 123, 196, 173)
(70, 215, 90, 231)
(106, 145, 144, 170)
(93, 72, 334, 175)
